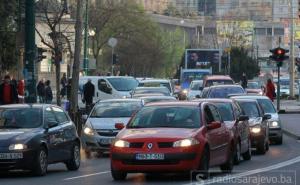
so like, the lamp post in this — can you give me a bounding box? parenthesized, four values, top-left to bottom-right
(180, 19, 186, 47)
(83, 0, 89, 75)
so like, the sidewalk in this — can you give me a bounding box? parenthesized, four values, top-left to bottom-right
(279, 114, 300, 140)
(274, 100, 300, 114)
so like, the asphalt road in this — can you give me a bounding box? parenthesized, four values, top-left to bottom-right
(1, 115, 300, 185)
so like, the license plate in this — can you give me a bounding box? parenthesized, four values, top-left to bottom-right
(136, 153, 164, 160)
(100, 138, 113, 145)
(0, 153, 23, 159)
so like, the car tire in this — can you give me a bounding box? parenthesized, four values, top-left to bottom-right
(220, 145, 234, 173)
(256, 140, 266, 154)
(65, 142, 81, 171)
(234, 142, 241, 165)
(111, 167, 127, 181)
(242, 140, 251, 161)
(32, 147, 48, 176)
(197, 147, 210, 180)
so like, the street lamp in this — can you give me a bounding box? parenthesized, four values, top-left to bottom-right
(180, 19, 186, 47)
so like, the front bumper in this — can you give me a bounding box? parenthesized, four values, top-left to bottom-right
(269, 128, 282, 140)
(111, 146, 202, 173)
(250, 132, 265, 147)
(0, 148, 36, 170)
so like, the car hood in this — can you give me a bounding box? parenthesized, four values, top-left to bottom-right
(117, 128, 199, 141)
(0, 128, 42, 147)
(88, 117, 131, 130)
(248, 117, 262, 127)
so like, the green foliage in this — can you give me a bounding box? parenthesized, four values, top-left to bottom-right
(0, 0, 18, 71)
(230, 47, 260, 82)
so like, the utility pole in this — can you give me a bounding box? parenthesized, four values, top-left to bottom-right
(83, 0, 89, 75)
(289, 0, 295, 97)
(24, 0, 37, 103)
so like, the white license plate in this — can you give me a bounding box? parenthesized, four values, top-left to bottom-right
(0, 153, 23, 159)
(136, 153, 164, 160)
(100, 138, 113, 145)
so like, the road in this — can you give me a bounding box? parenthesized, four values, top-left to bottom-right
(1, 115, 299, 185)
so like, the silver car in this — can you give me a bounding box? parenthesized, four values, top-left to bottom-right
(81, 99, 144, 155)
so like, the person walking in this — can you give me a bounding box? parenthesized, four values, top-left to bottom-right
(60, 73, 67, 98)
(45, 80, 53, 104)
(0, 75, 18, 105)
(83, 79, 95, 113)
(241, 73, 248, 89)
(17, 79, 25, 103)
(37, 79, 46, 103)
(266, 79, 276, 102)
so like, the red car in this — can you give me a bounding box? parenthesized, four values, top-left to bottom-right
(110, 102, 235, 180)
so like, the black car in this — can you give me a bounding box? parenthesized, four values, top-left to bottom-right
(0, 104, 80, 176)
(200, 85, 246, 99)
(232, 99, 271, 154)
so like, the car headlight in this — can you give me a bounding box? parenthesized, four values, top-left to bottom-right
(114, 140, 130, 148)
(9, 144, 27, 150)
(182, 89, 188, 94)
(173, 138, 199, 147)
(250, 125, 262, 134)
(259, 91, 263, 95)
(269, 121, 279, 128)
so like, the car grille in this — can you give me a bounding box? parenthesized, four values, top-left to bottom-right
(157, 142, 173, 148)
(129, 142, 144, 148)
(122, 160, 179, 165)
(97, 130, 118, 137)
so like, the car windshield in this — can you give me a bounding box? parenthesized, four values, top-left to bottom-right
(134, 88, 170, 96)
(0, 108, 42, 129)
(214, 102, 234, 121)
(107, 78, 138, 91)
(206, 79, 233, 87)
(90, 102, 142, 118)
(128, 106, 201, 128)
(238, 102, 260, 118)
(190, 82, 202, 90)
(257, 99, 276, 114)
(209, 87, 245, 98)
(139, 82, 172, 92)
(247, 82, 259, 89)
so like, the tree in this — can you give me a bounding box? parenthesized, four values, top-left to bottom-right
(229, 47, 260, 82)
(0, 0, 18, 73)
(35, 0, 73, 106)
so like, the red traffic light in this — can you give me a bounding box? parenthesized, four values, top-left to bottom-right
(276, 49, 283, 55)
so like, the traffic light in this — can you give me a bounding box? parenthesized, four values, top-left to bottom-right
(36, 47, 47, 62)
(269, 47, 289, 67)
(112, 54, 119, 65)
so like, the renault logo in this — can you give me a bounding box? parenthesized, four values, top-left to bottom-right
(147, 143, 153, 150)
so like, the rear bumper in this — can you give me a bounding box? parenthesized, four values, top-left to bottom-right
(81, 134, 115, 152)
(0, 149, 36, 170)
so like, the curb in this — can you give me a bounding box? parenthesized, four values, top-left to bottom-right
(278, 110, 300, 114)
(282, 128, 300, 140)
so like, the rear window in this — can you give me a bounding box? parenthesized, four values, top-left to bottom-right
(190, 82, 202, 90)
(139, 82, 172, 92)
(134, 88, 170, 96)
(257, 99, 276, 113)
(214, 102, 234, 121)
(209, 87, 245, 98)
(205, 79, 234, 87)
(238, 102, 260, 118)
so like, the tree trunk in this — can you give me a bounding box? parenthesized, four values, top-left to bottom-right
(70, 0, 83, 131)
(55, 62, 61, 106)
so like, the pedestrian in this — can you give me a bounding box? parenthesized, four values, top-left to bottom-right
(0, 75, 18, 105)
(66, 78, 72, 101)
(83, 79, 95, 113)
(17, 79, 25, 103)
(37, 79, 46, 103)
(266, 79, 276, 102)
(60, 73, 67, 99)
(45, 80, 53, 104)
(241, 72, 248, 89)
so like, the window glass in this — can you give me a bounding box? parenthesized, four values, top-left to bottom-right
(45, 107, 58, 124)
(107, 77, 138, 91)
(208, 105, 222, 122)
(257, 99, 276, 113)
(215, 102, 234, 121)
(238, 102, 260, 118)
(209, 87, 245, 98)
(52, 107, 69, 123)
(91, 102, 142, 118)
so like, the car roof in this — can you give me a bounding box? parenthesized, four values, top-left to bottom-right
(139, 79, 170, 83)
(193, 98, 233, 103)
(0, 104, 46, 109)
(145, 101, 201, 107)
(231, 98, 258, 103)
(191, 80, 203, 83)
(135, 86, 169, 90)
(205, 75, 233, 80)
(140, 96, 176, 99)
(208, 84, 243, 89)
(97, 99, 142, 103)
(80, 76, 135, 80)
(230, 95, 269, 100)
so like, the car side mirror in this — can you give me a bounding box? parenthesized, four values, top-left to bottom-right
(263, 114, 272, 121)
(47, 121, 59, 128)
(115, 123, 125, 130)
(238, 115, 249, 121)
(207, 121, 221, 130)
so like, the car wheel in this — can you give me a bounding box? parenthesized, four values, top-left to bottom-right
(220, 145, 234, 173)
(256, 140, 266, 154)
(32, 147, 48, 176)
(111, 166, 127, 181)
(242, 139, 251, 161)
(197, 147, 210, 180)
(65, 143, 81, 171)
(234, 142, 241, 165)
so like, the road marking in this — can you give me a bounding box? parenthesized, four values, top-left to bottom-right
(186, 156, 300, 185)
(63, 171, 110, 181)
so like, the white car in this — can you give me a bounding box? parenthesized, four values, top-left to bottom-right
(81, 99, 144, 155)
(187, 80, 203, 100)
(138, 79, 174, 95)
